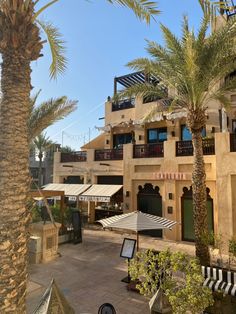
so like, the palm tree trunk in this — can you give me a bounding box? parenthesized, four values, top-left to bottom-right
(0, 53, 31, 312)
(192, 130, 210, 266)
(38, 152, 43, 188)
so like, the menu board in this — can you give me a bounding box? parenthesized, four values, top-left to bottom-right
(120, 238, 136, 259)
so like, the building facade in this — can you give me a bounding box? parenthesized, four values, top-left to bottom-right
(53, 72, 236, 249)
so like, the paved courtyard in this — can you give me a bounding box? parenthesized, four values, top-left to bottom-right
(26, 228, 195, 314)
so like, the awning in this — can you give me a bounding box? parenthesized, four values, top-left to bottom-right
(43, 184, 91, 197)
(79, 184, 123, 202)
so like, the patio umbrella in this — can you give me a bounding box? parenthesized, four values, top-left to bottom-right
(98, 211, 177, 251)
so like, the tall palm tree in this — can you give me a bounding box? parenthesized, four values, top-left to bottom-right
(29, 91, 77, 141)
(32, 133, 53, 187)
(118, 15, 236, 265)
(0, 1, 159, 312)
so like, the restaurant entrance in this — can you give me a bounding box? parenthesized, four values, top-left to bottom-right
(137, 183, 163, 238)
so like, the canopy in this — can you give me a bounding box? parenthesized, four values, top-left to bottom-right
(98, 211, 177, 250)
(43, 184, 91, 197)
(33, 279, 74, 314)
(79, 184, 123, 202)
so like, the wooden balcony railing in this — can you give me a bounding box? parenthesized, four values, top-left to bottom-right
(112, 98, 135, 111)
(61, 151, 87, 162)
(230, 133, 236, 152)
(133, 143, 164, 158)
(176, 138, 215, 156)
(94, 148, 123, 161)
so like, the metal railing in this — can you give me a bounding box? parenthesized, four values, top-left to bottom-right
(230, 133, 236, 152)
(176, 138, 215, 156)
(94, 148, 123, 161)
(112, 98, 135, 111)
(133, 143, 164, 158)
(61, 151, 87, 162)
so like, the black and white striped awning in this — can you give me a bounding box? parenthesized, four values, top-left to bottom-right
(202, 266, 236, 296)
(98, 211, 177, 232)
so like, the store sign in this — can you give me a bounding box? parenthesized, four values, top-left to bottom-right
(153, 172, 189, 180)
(79, 195, 110, 202)
(69, 196, 77, 202)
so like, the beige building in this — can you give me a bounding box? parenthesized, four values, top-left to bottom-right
(53, 71, 236, 247)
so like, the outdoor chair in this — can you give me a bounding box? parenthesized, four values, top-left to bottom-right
(202, 265, 236, 296)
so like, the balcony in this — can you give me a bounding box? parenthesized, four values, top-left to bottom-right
(94, 148, 123, 161)
(230, 133, 236, 152)
(61, 151, 87, 162)
(176, 138, 215, 156)
(133, 143, 164, 158)
(112, 98, 135, 112)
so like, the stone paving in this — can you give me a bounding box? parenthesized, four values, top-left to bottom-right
(26, 228, 196, 314)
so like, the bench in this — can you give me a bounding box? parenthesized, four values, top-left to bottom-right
(202, 266, 236, 296)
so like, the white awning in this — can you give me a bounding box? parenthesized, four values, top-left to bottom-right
(79, 184, 123, 202)
(43, 184, 91, 197)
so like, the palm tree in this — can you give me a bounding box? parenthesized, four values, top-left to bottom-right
(0, 1, 159, 312)
(29, 91, 77, 141)
(118, 15, 236, 265)
(32, 133, 53, 187)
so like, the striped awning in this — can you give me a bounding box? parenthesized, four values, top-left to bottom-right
(98, 211, 177, 232)
(43, 184, 91, 197)
(78, 184, 123, 202)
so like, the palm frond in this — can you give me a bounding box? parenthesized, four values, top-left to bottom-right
(107, 0, 160, 24)
(29, 96, 77, 141)
(33, 0, 59, 22)
(37, 19, 67, 79)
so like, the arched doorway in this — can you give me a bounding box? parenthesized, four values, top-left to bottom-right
(181, 186, 214, 242)
(137, 183, 162, 237)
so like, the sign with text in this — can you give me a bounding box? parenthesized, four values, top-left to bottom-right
(153, 172, 190, 180)
(79, 195, 110, 202)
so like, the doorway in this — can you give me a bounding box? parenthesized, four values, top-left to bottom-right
(181, 186, 214, 241)
(137, 183, 162, 237)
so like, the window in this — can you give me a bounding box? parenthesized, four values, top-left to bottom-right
(181, 125, 206, 141)
(113, 133, 132, 148)
(232, 120, 236, 133)
(147, 128, 167, 143)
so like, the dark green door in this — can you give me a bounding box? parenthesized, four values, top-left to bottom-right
(181, 187, 214, 241)
(137, 183, 162, 238)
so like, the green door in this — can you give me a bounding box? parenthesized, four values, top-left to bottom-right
(137, 184, 162, 238)
(182, 196, 214, 242)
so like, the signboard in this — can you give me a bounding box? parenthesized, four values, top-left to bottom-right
(79, 195, 110, 202)
(120, 238, 136, 259)
(153, 172, 190, 180)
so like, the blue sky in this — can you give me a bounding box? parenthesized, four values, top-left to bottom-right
(32, 0, 203, 150)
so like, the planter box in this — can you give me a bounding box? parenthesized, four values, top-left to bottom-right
(58, 234, 70, 244)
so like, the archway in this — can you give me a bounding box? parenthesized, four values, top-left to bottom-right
(137, 183, 162, 237)
(181, 186, 214, 242)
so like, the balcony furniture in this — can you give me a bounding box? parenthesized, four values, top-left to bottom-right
(133, 143, 164, 158)
(61, 151, 87, 162)
(94, 148, 123, 161)
(230, 133, 236, 152)
(176, 138, 215, 156)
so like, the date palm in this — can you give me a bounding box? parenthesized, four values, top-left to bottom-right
(0, 1, 159, 312)
(32, 133, 53, 187)
(29, 91, 77, 141)
(118, 15, 236, 265)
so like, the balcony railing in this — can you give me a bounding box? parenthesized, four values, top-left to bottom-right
(61, 151, 87, 162)
(230, 133, 236, 152)
(133, 143, 164, 158)
(112, 98, 135, 111)
(176, 138, 215, 156)
(94, 148, 123, 161)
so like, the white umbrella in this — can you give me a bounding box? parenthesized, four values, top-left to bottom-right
(98, 211, 177, 251)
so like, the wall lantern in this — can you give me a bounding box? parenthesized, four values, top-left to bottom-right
(168, 193, 173, 200)
(126, 191, 130, 197)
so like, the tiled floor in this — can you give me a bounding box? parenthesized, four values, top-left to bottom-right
(26, 228, 196, 314)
